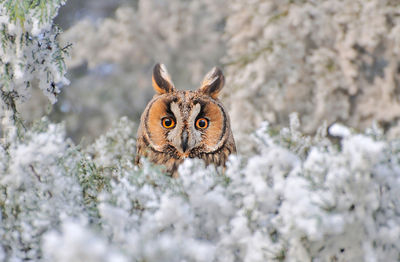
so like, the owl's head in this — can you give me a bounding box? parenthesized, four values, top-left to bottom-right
(139, 63, 232, 159)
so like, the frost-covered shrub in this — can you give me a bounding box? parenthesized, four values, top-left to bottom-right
(223, 0, 400, 148)
(0, 116, 85, 260)
(86, 116, 136, 171)
(1, 114, 397, 261)
(0, 0, 69, 117)
(43, 220, 126, 262)
(1, 109, 400, 261)
(274, 121, 400, 261)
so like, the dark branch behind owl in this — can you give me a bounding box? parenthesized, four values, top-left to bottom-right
(152, 63, 176, 94)
(199, 67, 225, 99)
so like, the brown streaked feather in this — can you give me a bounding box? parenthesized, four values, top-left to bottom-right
(199, 67, 225, 99)
(152, 63, 175, 94)
(202, 102, 225, 151)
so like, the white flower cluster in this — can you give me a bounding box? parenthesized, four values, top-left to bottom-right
(1, 115, 400, 261)
(0, 0, 69, 114)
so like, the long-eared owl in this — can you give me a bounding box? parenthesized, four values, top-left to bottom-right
(135, 64, 236, 177)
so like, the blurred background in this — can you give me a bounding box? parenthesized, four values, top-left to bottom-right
(18, 0, 400, 149)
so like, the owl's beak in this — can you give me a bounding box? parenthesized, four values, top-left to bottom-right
(181, 130, 189, 153)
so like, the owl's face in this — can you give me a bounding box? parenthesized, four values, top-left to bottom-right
(139, 64, 232, 160)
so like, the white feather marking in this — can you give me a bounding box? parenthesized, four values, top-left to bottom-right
(167, 102, 183, 150)
(202, 67, 218, 87)
(188, 104, 202, 148)
(159, 64, 174, 86)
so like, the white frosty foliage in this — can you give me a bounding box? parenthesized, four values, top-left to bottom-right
(329, 123, 351, 138)
(87, 116, 136, 169)
(63, 0, 225, 82)
(1, 115, 400, 261)
(0, 0, 69, 113)
(43, 220, 127, 262)
(223, 0, 400, 146)
(0, 119, 85, 261)
(275, 124, 400, 261)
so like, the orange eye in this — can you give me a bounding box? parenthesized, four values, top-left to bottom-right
(196, 118, 208, 129)
(162, 117, 175, 129)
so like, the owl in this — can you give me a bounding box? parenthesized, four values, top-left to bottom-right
(135, 63, 236, 177)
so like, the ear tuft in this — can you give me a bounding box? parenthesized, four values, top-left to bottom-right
(152, 63, 175, 94)
(198, 67, 225, 99)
